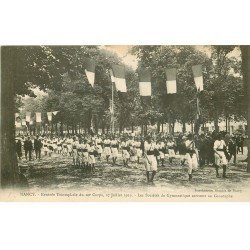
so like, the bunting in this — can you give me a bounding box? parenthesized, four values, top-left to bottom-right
(111, 65, 127, 92)
(165, 68, 177, 94)
(139, 68, 151, 96)
(85, 58, 96, 87)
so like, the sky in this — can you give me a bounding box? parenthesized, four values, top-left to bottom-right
(101, 45, 241, 69)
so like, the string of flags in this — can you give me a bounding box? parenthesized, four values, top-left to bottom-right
(83, 58, 204, 95)
(15, 111, 59, 127)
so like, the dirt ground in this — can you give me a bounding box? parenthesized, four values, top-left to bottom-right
(18, 147, 250, 193)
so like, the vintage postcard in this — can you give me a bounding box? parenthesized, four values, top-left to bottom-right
(1, 45, 250, 201)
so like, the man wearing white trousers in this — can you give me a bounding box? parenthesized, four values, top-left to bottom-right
(144, 137, 158, 184)
(185, 134, 198, 181)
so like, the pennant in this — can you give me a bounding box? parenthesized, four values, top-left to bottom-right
(111, 65, 127, 92)
(26, 112, 31, 122)
(52, 111, 59, 115)
(85, 58, 95, 87)
(47, 112, 52, 122)
(36, 112, 42, 123)
(192, 65, 204, 92)
(139, 68, 151, 96)
(165, 68, 177, 94)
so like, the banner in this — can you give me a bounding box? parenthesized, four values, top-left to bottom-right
(47, 112, 52, 122)
(111, 65, 127, 92)
(26, 112, 31, 122)
(192, 65, 204, 92)
(85, 58, 95, 87)
(36, 112, 42, 123)
(139, 68, 151, 96)
(165, 68, 177, 94)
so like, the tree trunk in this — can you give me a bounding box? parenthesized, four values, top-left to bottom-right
(182, 121, 186, 133)
(241, 46, 250, 173)
(157, 122, 160, 133)
(214, 111, 219, 132)
(1, 47, 20, 188)
(60, 122, 63, 136)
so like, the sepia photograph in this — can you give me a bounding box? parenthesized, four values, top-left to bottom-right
(0, 45, 250, 201)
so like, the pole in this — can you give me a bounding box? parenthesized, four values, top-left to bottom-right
(110, 69, 115, 134)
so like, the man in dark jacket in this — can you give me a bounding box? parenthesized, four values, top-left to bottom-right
(34, 135, 43, 159)
(16, 139, 22, 160)
(24, 136, 33, 161)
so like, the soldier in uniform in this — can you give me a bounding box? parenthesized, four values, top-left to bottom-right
(24, 136, 33, 161)
(16, 138, 22, 160)
(156, 138, 165, 167)
(34, 135, 43, 160)
(144, 136, 158, 184)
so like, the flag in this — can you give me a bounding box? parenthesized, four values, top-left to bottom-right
(192, 65, 204, 92)
(139, 68, 151, 96)
(21, 119, 26, 126)
(52, 111, 59, 115)
(30, 119, 34, 125)
(85, 58, 96, 87)
(47, 112, 52, 122)
(36, 112, 41, 123)
(111, 65, 127, 92)
(165, 68, 177, 94)
(15, 113, 21, 128)
(26, 112, 31, 122)
(110, 69, 115, 83)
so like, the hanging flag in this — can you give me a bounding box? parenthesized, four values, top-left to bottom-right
(26, 112, 31, 122)
(192, 65, 204, 92)
(15, 113, 21, 128)
(139, 68, 151, 96)
(52, 111, 59, 116)
(30, 119, 34, 125)
(109, 69, 115, 83)
(21, 119, 26, 126)
(165, 68, 177, 94)
(111, 65, 127, 92)
(47, 112, 52, 122)
(85, 58, 95, 87)
(36, 112, 42, 123)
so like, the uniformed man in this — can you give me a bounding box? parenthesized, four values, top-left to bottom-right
(34, 135, 43, 160)
(24, 136, 33, 161)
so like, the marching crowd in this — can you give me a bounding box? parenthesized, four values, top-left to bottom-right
(15, 132, 246, 183)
